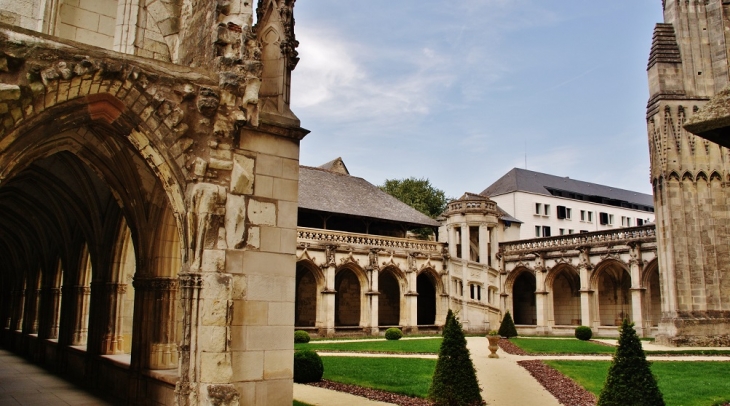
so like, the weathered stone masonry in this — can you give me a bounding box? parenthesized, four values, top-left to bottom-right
(0, 0, 307, 404)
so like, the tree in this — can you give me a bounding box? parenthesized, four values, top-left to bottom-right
(379, 177, 448, 219)
(597, 319, 664, 406)
(429, 309, 484, 406)
(497, 311, 518, 338)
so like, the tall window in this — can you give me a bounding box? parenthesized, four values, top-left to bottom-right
(535, 203, 542, 215)
(535, 226, 541, 237)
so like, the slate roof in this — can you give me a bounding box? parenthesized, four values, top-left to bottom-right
(298, 165, 441, 227)
(481, 168, 654, 209)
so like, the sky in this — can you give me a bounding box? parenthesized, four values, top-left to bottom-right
(290, 0, 665, 199)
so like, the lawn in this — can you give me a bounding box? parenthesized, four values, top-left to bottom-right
(296, 338, 442, 353)
(321, 356, 437, 398)
(545, 360, 730, 406)
(509, 338, 615, 354)
(292, 401, 312, 406)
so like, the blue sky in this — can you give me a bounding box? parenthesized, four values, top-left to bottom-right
(290, 1, 664, 199)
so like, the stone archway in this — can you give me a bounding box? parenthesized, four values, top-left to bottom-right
(335, 269, 361, 326)
(513, 271, 536, 325)
(550, 267, 581, 326)
(644, 260, 661, 327)
(416, 272, 436, 325)
(295, 262, 318, 327)
(378, 269, 401, 327)
(596, 264, 632, 326)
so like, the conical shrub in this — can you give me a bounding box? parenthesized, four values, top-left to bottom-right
(597, 319, 664, 406)
(497, 311, 518, 338)
(428, 309, 484, 406)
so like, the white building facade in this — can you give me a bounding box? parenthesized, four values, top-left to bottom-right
(483, 169, 655, 240)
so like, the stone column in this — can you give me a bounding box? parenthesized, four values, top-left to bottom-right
(23, 284, 40, 335)
(101, 283, 128, 354)
(320, 245, 337, 337)
(47, 287, 61, 339)
(365, 275, 379, 335)
(534, 265, 549, 334)
(150, 278, 179, 369)
(10, 288, 25, 331)
(628, 243, 645, 337)
(460, 224, 470, 261)
(70, 285, 90, 345)
(478, 224, 489, 265)
(578, 248, 594, 329)
(448, 226, 457, 258)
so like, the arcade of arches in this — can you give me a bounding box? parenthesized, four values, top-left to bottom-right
(500, 235, 662, 337)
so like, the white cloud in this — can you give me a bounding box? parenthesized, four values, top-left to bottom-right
(291, 25, 455, 127)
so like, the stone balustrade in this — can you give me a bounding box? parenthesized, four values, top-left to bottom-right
(499, 225, 656, 256)
(297, 227, 443, 252)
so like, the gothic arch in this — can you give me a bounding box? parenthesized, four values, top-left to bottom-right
(509, 267, 537, 325)
(416, 268, 440, 326)
(295, 259, 324, 328)
(378, 266, 404, 327)
(642, 258, 661, 327)
(334, 263, 367, 327)
(592, 259, 632, 326)
(546, 264, 581, 326)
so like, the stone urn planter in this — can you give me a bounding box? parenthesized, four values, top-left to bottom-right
(487, 333, 501, 358)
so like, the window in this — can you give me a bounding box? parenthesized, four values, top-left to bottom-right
(587, 212, 593, 222)
(559, 228, 565, 235)
(580, 210, 586, 221)
(568, 229, 574, 234)
(535, 226, 541, 237)
(535, 203, 542, 215)
(600, 213, 614, 225)
(470, 284, 481, 301)
(557, 205, 566, 219)
(566, 208, 572, 220)
(542, 226, 551, 237)
(626, 217, 631, 226)
(580, 230, 589, 233)
(544, 204, 551, 216)
(637, 218, 644, 226)
(609, 214, 614, 225)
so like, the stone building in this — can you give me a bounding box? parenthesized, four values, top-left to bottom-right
(0, 0, 308, 405)
(294, 162, 518, 336)
(646, 0, 730, 346)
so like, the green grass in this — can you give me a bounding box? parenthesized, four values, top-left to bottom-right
(510, 338, 615, 354)
(296, 338, 442, 353)
(293, 401, 312, 406)
(321, 356, 436, 398)
(545, 360, 730, 406)
(646, 349, 730, 356)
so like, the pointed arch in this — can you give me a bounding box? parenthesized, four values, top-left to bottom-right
(295, 259, 324, 328)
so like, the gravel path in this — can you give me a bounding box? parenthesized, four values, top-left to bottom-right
(518, 360, 597, 406)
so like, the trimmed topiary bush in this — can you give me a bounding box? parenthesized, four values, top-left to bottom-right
(498, 311, 518, 338)
(575, 326, 593, 341)
(294, 330, 311, 344)
(293, 350, 324, 383)
(597, 319, 664, 406)
(428, 309, 484, 406)
(385, 327, 403, 340)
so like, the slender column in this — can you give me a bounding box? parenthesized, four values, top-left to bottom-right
(10, 288, 25, 331)
(48, 287, 61, 339)
(22, 285, 40, 334)
(70, 285, 90, 345)
(628, 243, 645, 336)
(365, 267, 379, 335)
(177, 273, 202, 403)
(149, 278, 178, 369)
(448, 225, 457, 257)
(320, 245, 337, 337)
(478, 224, 489, 265)
(460, 224, 470, 261)
(534, 263, 549, 334)
(101, 283, 128, 354)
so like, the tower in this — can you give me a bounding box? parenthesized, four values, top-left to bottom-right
(647, 0, 730, 346)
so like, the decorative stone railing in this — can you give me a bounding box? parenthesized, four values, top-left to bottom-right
(297, 227, 443, 253)
(499, 225, 656, 256)
(446, 200, 498, 214)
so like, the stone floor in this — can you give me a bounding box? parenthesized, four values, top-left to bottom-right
(0, 349, 111, 405)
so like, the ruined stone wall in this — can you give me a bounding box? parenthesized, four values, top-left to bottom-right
(647, 0, 730, 346)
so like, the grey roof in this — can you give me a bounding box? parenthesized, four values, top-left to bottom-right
(298, 165, 441, 227)
(317, 157, 349, 175)
(481, 168, 654, 209)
